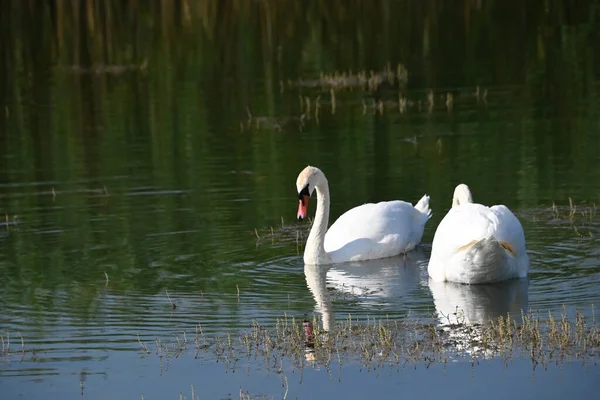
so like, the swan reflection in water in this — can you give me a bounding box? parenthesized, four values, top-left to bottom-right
(303, 249, 426, 361)
(303, 248, 530, 361)
(428, 277, 529, 357)
(305, 248, 426, 329)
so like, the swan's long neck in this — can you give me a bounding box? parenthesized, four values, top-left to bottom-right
(304, 180, 331, 264)
(452, 184, 473, 207)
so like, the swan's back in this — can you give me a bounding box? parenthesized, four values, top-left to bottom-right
(432, 203, 497, 257)
(428, 202, 528, 283)
(432, 203, 525, 258)
(324, 199, 429, 261)
(489, 205, 526, 250)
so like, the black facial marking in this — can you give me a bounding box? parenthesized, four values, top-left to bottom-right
(298, 184, 310, 203)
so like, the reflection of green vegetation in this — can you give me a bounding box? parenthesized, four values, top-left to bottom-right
(0, 1, 599, 323)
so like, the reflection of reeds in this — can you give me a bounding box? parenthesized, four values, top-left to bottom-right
(446, 92, 453, 112)
(242, 83, 487, 133)
(57, 59, 148, 75)
(314, 95, 321, 123)
(291, 64, 407, 92)
(5, 0, 590, 102)
(329, 88, 335, 114)
(5, 1, 590, 148)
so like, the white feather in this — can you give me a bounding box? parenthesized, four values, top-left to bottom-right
(296, 166, 431, 265)
(428, 185, 529, 284)
(324, 198, 430, 262)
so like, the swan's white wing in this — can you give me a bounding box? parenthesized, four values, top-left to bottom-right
(490, 205, 527, 255)
(431, 203, 498, 260)
(324, 200, 419, 260)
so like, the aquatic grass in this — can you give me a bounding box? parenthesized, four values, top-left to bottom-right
(1, 332, 8, 358)
(165, 289, 177, 310)
(253, 218, 312, 251)
(546, 198, 597, 239)
(5, 309, 598, 391)
(194, 323, 209, 359)
(169, 386, 275, 400)
(0, 331, 27, 363)
(128, 307, 600, 378)
(137, 334, 151, 356)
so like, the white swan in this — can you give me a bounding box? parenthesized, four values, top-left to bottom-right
(428, 184, 529, 284)
(296, 166, 431, 265)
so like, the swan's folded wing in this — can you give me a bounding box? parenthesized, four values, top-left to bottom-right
(490, 205, 527, 253)
(431, 203, 499, 259)
(324, 200, 415, 253)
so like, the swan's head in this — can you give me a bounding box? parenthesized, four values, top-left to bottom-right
(452, 184, 473, 207)
(296, 166, 324, 221)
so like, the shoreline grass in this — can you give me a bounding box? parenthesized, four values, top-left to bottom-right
(2, 307, 598, 400)
(107, 307, 600, 376)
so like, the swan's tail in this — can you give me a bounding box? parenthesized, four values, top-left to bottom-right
(457, 237, 516, 283)
(414, 194, 432, 219)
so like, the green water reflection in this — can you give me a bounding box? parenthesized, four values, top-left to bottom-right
(0, 0, 599, 361)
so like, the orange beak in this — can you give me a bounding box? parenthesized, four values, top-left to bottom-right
(297, 195, 310, 221)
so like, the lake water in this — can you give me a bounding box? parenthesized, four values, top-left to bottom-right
(1, 2, 600, 399)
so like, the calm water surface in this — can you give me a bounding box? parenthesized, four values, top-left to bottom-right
(1, 2, 600, 399)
